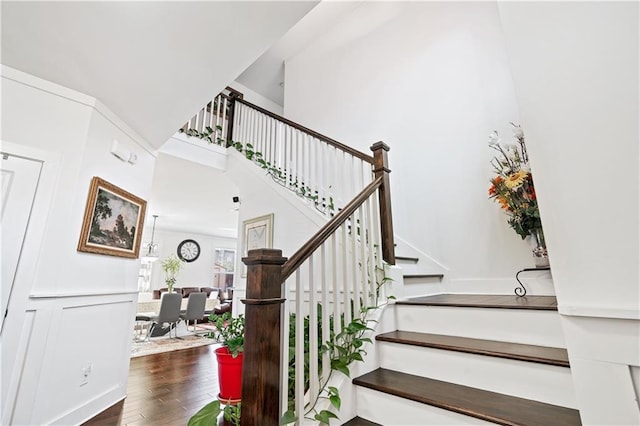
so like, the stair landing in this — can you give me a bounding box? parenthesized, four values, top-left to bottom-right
(397, 294, 558, 310)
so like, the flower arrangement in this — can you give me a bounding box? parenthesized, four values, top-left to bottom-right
(488, 123, 542, 239)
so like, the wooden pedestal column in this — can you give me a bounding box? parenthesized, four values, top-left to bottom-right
(240, 249, 287, 426)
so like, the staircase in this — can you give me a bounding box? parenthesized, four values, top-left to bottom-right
(179, 92, 582, 425)
(348, 294, 581, 425)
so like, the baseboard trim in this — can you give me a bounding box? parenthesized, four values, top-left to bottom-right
(50, 385, 125, 426)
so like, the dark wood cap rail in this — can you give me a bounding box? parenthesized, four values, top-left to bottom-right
(281, 176, 383, 281)
(236, 98, 374, 164)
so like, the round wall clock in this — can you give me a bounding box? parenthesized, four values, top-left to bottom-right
(177, 239, 200, 262)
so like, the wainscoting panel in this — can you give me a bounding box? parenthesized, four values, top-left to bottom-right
(11, 293, 136, 426)
(4, 309, 37, 426)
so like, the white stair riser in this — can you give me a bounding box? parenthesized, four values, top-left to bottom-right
(444, 276, 556, 296)
(378, 342, 577, 408)
(396, 280, 444, 300)
(355, 387, 493, 425)
(397, 260, 419, 274)
(396, 305, 566, 347)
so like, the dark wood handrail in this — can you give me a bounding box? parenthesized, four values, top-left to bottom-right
(281, 176, 383, 280)
(235, 98, 374, 164)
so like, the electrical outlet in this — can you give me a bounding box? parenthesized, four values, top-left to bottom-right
(80, 362, 93, 386)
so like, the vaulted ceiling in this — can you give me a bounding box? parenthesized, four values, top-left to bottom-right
(1, 1, 318, 148)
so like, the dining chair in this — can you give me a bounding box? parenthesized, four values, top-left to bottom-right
(142, 292, 182, 340)
(179, 292, 207, 335)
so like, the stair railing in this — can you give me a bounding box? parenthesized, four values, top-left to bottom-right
(241, 142, 395, 426)
(179, 91, 395, 425)
(179, 89, 374, 218)
(232, 99, 375, 217)
(179, 87, 242, 145)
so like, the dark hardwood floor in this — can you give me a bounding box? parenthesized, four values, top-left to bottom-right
(83, 345, 219, 426)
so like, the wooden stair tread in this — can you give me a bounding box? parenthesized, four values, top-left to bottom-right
(353, 368, 581, 426)
(377, 331, 569, 367)
(396, 255, 419, 262)
(342, 416, 381, 426)
(403, 273, 444, 279)
(396, 294, 558, 310)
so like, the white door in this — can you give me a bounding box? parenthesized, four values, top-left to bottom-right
(0, 153, 42, 332)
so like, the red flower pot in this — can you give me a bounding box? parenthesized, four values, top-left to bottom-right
(215, 346, 243, 402)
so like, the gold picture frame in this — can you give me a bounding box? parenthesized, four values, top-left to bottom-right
(77, 176, 147, 258)
(241, 213, 274, 277)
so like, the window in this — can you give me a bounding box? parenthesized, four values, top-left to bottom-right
(213, 248, 235, 290)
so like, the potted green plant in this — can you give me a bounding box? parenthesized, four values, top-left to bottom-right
(160, 254, 183, 292)
(188, 312, 244, 426)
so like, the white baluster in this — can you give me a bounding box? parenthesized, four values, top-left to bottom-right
(250, 110, 260, 151)
(372, 188, 384, 301)
(297, 130, 304, 193)
(294, 268, 304, 424)
(290, 127, 297, 190)
(319, 142, 327, 215)
(309, 137, 316, 209)
(276, 121, 283, 176)
(255, 111, 261, 155)
(342, 221, 351, 326)
(214, 95, 221, 143)
(331, 232, 340, 336)
(207, 99, 213, 130)
(281, 277, 291, 417)
(259, 113, 269, 162)
(222, 97, 229, 144)
(350, 211, 360, 316)
(358, 204, 368, 307)
(320, 242, 330, 383)
(308, 256, 319, 406)
(270, 117, 276, 169)
(345, 213, 360, 317)
(365, 196, 376, 306)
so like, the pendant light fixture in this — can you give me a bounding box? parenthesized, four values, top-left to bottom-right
(141, 214, 159, 261)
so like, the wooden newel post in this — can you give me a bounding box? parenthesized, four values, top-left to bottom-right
(240, 249, 287, 426)
(225, 93, 238, 147)
(370, 142, 396, 265)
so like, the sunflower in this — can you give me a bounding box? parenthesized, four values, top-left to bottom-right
(504, 170, 528, 189)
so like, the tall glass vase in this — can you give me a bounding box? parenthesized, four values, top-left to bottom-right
(529, 228, 549, 268)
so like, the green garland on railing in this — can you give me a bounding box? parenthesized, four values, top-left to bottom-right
(178, 127, 337, 216)
(178, 125, 226, 145)
(231, 141, 336, 216)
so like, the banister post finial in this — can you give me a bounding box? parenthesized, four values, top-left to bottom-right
(240, 249, 287, 426)
(370, 142, 396, 265)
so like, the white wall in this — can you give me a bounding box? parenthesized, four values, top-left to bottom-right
(143, 228, 237, 291)
(1, 66, 156, 425)
(284, 2, 531, 290)
(232, 80, 284, 116)
(498, 2, 639, 424)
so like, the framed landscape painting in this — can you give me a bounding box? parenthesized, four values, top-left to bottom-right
(77, 177, 147, 258)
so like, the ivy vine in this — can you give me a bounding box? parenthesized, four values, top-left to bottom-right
(177, 126, 337, 216)
(282, 268, 394, 425)
(178, 125, 226, 145)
